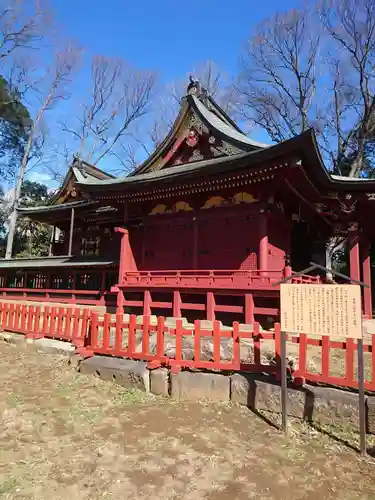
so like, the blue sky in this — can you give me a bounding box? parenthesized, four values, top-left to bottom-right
(53, 0, 299, 84)
(28, 0, 302, 186)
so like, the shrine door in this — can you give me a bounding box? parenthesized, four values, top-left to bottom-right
(143, 218, 192, 270)
(198, 212, 258, 270)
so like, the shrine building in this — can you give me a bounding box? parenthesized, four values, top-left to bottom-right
(0, 80, 373, 323)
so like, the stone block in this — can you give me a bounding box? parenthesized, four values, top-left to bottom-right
(199, 320, 222, 330)
(0, 332, 26, 346)
(231, 373, 361, 427)
(250, 376, 306, 419)
(171, 371, 230, 402)
(165, 317, 189, 328)
(33, 338, 76, 356)
(79, 356, 150, 392)
(304, 385, 359, 427)
(367, 396, 375, 434)
(136, 315, 158, 326)
(69, 352, 84, 369)
(150, 368, 169, 396)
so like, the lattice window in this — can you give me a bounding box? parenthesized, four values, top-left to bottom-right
(81, 236, 100, 256)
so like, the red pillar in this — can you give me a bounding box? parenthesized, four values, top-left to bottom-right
(349, 232, 361, 283)
(173, 290, 182, 318)
(361, 238, 372, 319)
(143, 290, 151, 316)
(116, 289, 125, 315)
(259, 213, 268, 275)
(115, 227, 137, 285)
(115, 227, 137, 314)
(207, 292, 215, 321)
(245, 293, 254, 324)
(192, 216, 198, 269)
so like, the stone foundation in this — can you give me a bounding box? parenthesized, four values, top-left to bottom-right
(1, 332, 373, 434)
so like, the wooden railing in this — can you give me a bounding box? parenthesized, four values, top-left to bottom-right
(121, 269, 321, 289)
(0, 302, 373, 392)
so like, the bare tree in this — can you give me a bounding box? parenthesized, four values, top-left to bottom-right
(235, 4, 321, 143)
(150, 60, 236, 147)
(5, 42, 81, 258)
(320, 0, 375, 177)
(0, 0, 50, 61)
(118, 59, 238, 167)
(61, 55, 156, 170)
(235, 1, 375, 275)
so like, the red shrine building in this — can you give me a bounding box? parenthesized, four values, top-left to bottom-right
(0, 80, 374, 323)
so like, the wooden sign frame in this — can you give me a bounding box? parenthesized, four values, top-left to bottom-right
(280, 284, 362, 339)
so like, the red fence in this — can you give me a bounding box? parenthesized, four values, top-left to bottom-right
(0, 302, 374, 392)
(0, 302, 89, 346)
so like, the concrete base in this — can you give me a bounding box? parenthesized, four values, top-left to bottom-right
(33, 338, 76, 356)
(171, 371, 230, 402)
(1, 332, 373, 434)
(231, 373, 359, 426)
(0, 331, 27, 347)
(150, 368, 169, 396)
(79, 356, 150, 392)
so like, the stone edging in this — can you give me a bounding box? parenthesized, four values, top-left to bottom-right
(2, 332, 375, 434)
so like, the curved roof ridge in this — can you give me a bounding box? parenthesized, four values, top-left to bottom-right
(191, 95, 269, 149)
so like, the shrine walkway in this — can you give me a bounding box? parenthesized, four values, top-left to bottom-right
(0, 342, 374, 500)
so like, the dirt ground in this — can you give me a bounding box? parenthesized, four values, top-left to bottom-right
(0, 343, 374, 500)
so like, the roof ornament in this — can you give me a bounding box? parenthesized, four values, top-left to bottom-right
(187, 75, 209, 102)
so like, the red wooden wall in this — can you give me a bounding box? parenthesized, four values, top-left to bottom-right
(129, 204, 291, 272)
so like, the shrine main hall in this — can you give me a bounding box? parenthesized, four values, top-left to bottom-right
(0, 80, 374, 324)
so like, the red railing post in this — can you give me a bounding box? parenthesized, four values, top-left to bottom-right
(346, 337, 355, 386)
(253, 322, 261, 366)
(213, 320, 221, 365)
(34, 306, 41, 338)
(114, 313, 123, 355)
(102, 313, 110, 350)
(233, 321, 240, 369)
(194, 320, 201, 365)
(15, 304, 21, 331)
(50, 307, 57, 336)
(321, 335, 330, 380)
(274, 322, 282, 381)
(127, 314, 136, 355)
(90, 311, 99, 349)
(72, 308, 83, 346)
(142, 315, 150, 356)
(156, 316, 165, 359)
(175, 319, 183, 365)
(295, 333, 307, 385)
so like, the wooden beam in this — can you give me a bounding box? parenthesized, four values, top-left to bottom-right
(49, 225, 56, 256)
(349, 232, 360, 283)
(361, 238, 372, 319)
(68, 208, 75, 257)
(259, 213, 268, 275)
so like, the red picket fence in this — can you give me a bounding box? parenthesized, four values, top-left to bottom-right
(0, 302, 374, 392)
(0, 302, 89, 346)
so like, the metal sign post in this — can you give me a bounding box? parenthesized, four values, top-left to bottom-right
(280, 329, 288, 435)
(358, 329, 367, 457)
(275, 263, 368, 455)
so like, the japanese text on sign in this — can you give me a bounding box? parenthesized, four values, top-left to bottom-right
(280, 284, 362, 339)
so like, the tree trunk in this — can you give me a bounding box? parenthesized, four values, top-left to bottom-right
(5, 133, 34, 258)
(325, 235, 345, 282)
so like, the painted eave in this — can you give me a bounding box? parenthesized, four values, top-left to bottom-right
(0, 256, 118, 269)
(17, 200, 97, 216)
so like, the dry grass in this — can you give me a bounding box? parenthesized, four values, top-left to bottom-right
(0, 342, 374, 500)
